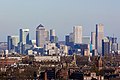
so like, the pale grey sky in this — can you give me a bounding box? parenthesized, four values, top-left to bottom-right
(0, 0, 120, 42)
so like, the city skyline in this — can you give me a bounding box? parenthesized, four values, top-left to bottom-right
(4, 23, 120, 43)
(0, 0, 120, 42)
(1, 1, 120, 80)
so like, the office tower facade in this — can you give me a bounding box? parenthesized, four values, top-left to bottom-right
(50, 29, 58, 43)
(107, 37, 112, 53)
(65, 35, 70, 46)
(65, 34, 74, 48)
(7, 35, 19, 52)
(112, 43, 118, 53)
(91, 32, 96, 48)
(36, 24, 49, 48)
(102, 37, 110, 56)
(73, 26, 82, 44)
(45, 30, 49, 41)
(96, 24, 104, 54)
(74, 44, 90, 56)
(22, 44, 33, 54)
(107, 36, 118, 53)
(111, 37, 118, 53)
(82, 36, 90, 44)
(20, 29, 29, 44)
(91, 32, 96, 50)
(18, 42, 23, 54)
(50, 29, 55, 36)
(7, 36, 13, 52)
(69, 33, 74, 43)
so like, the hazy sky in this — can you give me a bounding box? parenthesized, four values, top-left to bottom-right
(0, 0, 120, 42)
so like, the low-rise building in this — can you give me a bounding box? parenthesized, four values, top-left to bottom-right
(0, 58, 18, 66)
(84, 72, 104, 80)
(35, 56, 60, 62)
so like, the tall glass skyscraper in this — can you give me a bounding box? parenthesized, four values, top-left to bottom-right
(91, 32, 96, 49)
(50, 29, 58, 43)
(73, 26, 82, 44)
(102, 37, 109, 56)
(96, 24, 104, 54)
(36, 24, 49, 48)
(20, 29, 29, 44)
(50, 29, 55, 37)
(7, 35, 19, 52)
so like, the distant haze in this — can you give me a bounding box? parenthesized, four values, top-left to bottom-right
(0, 0, 120, 42)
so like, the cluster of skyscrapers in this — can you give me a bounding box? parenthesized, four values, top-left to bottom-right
(65, 24, 118, 56)
(7, 24, 58, 55)
(7, 23, 119, 56)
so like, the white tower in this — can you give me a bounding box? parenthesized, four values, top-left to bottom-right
(73, 26, 82, 44)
